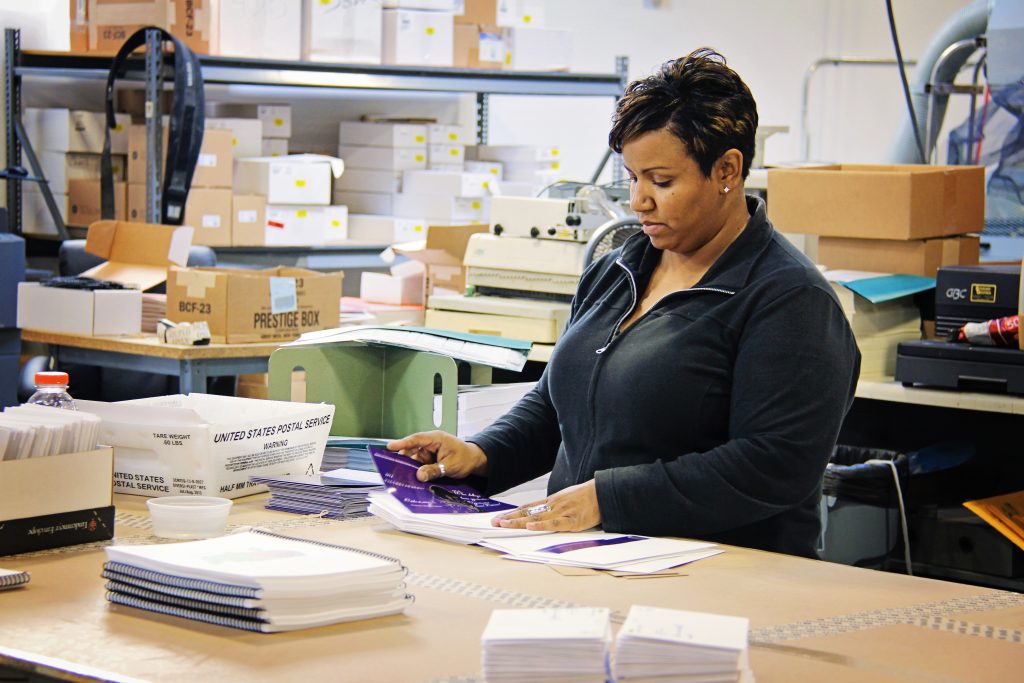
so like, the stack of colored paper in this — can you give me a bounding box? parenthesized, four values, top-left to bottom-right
(614, 606, 752, 682)
(481, 607, 612, 683)
(249, 468, 384, 519)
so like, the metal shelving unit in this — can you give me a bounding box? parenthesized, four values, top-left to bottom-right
(4, 29, 627, 249)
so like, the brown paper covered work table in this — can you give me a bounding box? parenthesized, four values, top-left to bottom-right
(21, 330, 282, 394)
(1, 493, 1023, 683)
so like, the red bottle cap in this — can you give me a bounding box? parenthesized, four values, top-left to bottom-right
(34, 371, 70, 386)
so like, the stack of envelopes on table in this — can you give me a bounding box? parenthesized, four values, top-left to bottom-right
(249, 467, 384, 519)
(102, 530, 412, 632)
(613, 606, 752, 682)
(479, 531, 721, 574)
(481, 607, 612, 683)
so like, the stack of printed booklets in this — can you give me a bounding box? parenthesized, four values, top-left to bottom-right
(102, 529, 412, 632)
(366, 447, 547, 544)
(319, 437, 388, 472)
(481, 607, 612, 683)
(248, 467, 384, 519)
(613, 606, 753, 682)
(0, 567, 31, 591)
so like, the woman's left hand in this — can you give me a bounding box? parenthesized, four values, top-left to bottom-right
(492, 480, 601, 532)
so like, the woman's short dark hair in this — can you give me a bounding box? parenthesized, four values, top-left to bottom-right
(609, 48, 758, 180)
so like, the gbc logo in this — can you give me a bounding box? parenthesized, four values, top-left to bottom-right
(946, 287, 969, 301)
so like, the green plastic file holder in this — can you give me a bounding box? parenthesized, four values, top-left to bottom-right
(267, 342, 458, 438)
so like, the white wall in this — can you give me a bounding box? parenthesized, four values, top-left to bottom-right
(488, 0, 977, 182)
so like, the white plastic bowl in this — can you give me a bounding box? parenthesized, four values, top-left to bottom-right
(146, 496, 232, 540)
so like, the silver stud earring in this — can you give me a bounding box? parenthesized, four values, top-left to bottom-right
(722, 186, 730, 194)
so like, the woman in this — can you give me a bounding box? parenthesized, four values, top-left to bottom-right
(388, 48, 860, 558)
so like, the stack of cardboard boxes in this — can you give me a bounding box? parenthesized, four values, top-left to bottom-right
(68, 0, 574, 72)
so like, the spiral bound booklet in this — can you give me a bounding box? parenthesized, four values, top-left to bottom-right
(0, 568, 30, 591)
(102, 530, 412, 632)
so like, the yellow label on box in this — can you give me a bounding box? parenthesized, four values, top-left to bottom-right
(295, 179, 307, 187)
(274, 118, 284, 127)
(523, 15, 533, 23)
(297, 210, 308, 218)
(232, 138, 239, 146)
(449, 148, 459, 156)
(331, 219, 341, 227)
(471, 201, 481, 209)
(426, 27, 436, 35)
(415, 154, 425, 162)
(448, 132, 458, 141)
(415, 135, 426, 143)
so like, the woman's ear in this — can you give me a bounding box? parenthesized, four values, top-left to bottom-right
(715, 149, 744, 189)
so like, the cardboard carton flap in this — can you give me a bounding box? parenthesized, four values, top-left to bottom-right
(82, 221, 193, 290)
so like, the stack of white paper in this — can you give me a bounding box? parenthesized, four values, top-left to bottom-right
(432, 381, 536, 437)
(0, 404, 101, 460)
(479, 532, 722, 574)
(614, 606, 752, 682)
(367, 490, 551, 544)
(482, 607, 612, 683)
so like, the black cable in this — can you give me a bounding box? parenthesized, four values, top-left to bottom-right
(886, 0, 927, 163)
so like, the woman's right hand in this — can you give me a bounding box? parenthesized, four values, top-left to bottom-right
(387, 431, 488, 483)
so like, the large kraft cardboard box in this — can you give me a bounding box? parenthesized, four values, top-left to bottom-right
(88, 0, 213, 54)
(0, 447, 115, 555)
(231, 194, 267, 245)
(818, 234, 981, 277)
(184, 187, 232, 246)
(67, 179, 127, 226)
(767, 164, 984, 240)
(166, 265, 342, 343)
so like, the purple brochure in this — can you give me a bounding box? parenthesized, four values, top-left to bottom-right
(369, 446, 515, 514)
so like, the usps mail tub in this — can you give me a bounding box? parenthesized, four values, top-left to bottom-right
(78, 394, 334, 499)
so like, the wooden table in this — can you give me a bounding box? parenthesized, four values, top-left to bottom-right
(21, 330, 283, 394)
(1, 493, 1022, 683)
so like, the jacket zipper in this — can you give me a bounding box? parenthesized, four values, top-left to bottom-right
(576, 259, 735, 483)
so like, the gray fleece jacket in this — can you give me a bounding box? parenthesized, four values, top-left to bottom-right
(470, 196, 861, 557)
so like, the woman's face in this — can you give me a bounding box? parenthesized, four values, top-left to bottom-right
(622, 127, 726, 256)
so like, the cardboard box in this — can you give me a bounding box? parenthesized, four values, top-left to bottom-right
(335, 168, 404, 194)
(403, 169, 490, 196)
(302, 0, 383, 64)
(767, 164, 986, 240)
(166, 266, 342, 343)
(360, 259, 425, 305)
(76, 394, 335, 499)
(70, 0, 89, 52)
(338, 121, 427, 148)
(465, 159, 503, 179)
(349, 214, 427, 242)
(472, 143, 558, 162)
(234, 155, 339, 205)
(22, 189, 68, 237)
(204, 118, 264, 159)
(394, 193, 488, 222)
(127, 122, 169, 185)
(38, 151, 124, 193)
(496, 0, 545, 27)
(0, 447, 115, 555)
(88, 0, 213, 54)
(67, 179, 127, 226)
(504, 27, 571, 71)
(428, 124, 467, 145)
(261, 138, 290, 157)
(209, 104, 292, 139)
(383, 9, 454, 66)
(17, 282, 142, 336)
(391, 223, 488, 294)
(127, 183, 145, 222)
(332, 190, 396, 215)
(427, 143, 466, 165)
(232, 194, 267, 246)
(337, 144, 427, 171)
(216, 0, 301, 61)
(817, 235, 981, 277)
(184, 188, 233, 247)
(453, 22, 504, 69)
(457, 0, 496, 24)
(264, 205, 349, 246)
(191, 128, 234, 188)
(24, 108, 130, 154)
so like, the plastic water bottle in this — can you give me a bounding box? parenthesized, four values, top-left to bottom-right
(26, 371, 77, 410)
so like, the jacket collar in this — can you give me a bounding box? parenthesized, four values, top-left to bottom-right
(618, 195, 774, 291)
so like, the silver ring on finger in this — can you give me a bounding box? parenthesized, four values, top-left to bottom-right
(437, 462, 447, 477)
(526, 503, 550, 517)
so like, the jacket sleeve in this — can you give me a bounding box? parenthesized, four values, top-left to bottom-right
(467, 252, 619, 495)
(593, 283, 861, 538)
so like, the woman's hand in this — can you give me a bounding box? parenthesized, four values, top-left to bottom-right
(492, 480, 601, 532)
(387, 431, 488, 483)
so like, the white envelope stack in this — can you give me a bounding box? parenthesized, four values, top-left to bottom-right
(481, 607, 612, 683)
(614, 606, 753, 683)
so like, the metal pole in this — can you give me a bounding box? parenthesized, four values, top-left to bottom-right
(145, 28, 164, 223)
(5, 29, 21, 235)
(476, 92, 489, 145)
